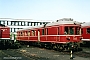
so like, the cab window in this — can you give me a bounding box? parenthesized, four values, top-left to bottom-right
(87, 28, 90, 34)
(70, 27, 74, 35)
(64, 27, 68, 34)
(64, 27, 74, 35)
(75, 27, 80, 35)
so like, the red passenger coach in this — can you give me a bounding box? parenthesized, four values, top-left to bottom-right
(17, 18, 82, 51)
(81, 22, 90, 47)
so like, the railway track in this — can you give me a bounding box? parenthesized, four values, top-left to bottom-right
(20, 45, 90, 58)
(74, 47, 90, 58)
(0, 49, 31, 60)
(0, 44, 90, 60)
(0, 46, 90, 60)
(59, 47, 90, 58)
(30, 46, 90, 58)
(74, 51, 90, 58)
(0, 48, 50, 60)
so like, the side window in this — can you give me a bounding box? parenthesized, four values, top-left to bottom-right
(19, 32, 20, 36)
(28, 31, 30, 36)
(25, 32, 27, 36)
(77, 28, 80, 35)
(64, 27, 74, 35)
(87, 28, 90, 34)
(21, 32, 23, 36)
(23, 32, 24, 36)
(76, 27, 80, 35)
(64, 27, 68, 35)
(70, 27, 74, 35)
(32, 30, 35, 36)
(42, 29, 44, 35)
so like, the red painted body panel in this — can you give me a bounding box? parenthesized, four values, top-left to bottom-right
(40, 36, 46, 41)
(29, 36, 38, 41)
(22, 36, 28, 40)
(48, 27, 57, 35)
(47, 36, 56, 42)
(60, 26, 64, 35)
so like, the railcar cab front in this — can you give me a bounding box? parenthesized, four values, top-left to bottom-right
(56, 18, 81, 43)
(54, 18, 82, 51)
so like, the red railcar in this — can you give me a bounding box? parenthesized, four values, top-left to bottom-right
(17, 18, 82, 51)
(81, 22, 90, 46)
(81, 22, 90, 41)
(0, 24, 10, 40)
(0, 24, 20, 49)
(0, 24, 10, 49)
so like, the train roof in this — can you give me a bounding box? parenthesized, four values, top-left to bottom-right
(46, 21, 80, 27)
(81, 22, 90, 26)
(44, 18, 81, 27)
(17, 18, 81, 32)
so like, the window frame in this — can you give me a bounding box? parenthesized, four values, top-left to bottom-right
(87, 28, 90, 34)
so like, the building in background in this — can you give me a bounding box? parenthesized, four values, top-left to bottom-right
(0, 18, 50, 33)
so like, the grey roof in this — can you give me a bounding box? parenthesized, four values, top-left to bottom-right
(17, 24, 44, 31)
(81, 22, 90, 26)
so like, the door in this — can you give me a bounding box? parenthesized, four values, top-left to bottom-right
(38, 30, 40, 42)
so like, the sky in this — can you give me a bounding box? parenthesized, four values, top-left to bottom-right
(0, 0, 90, 22)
